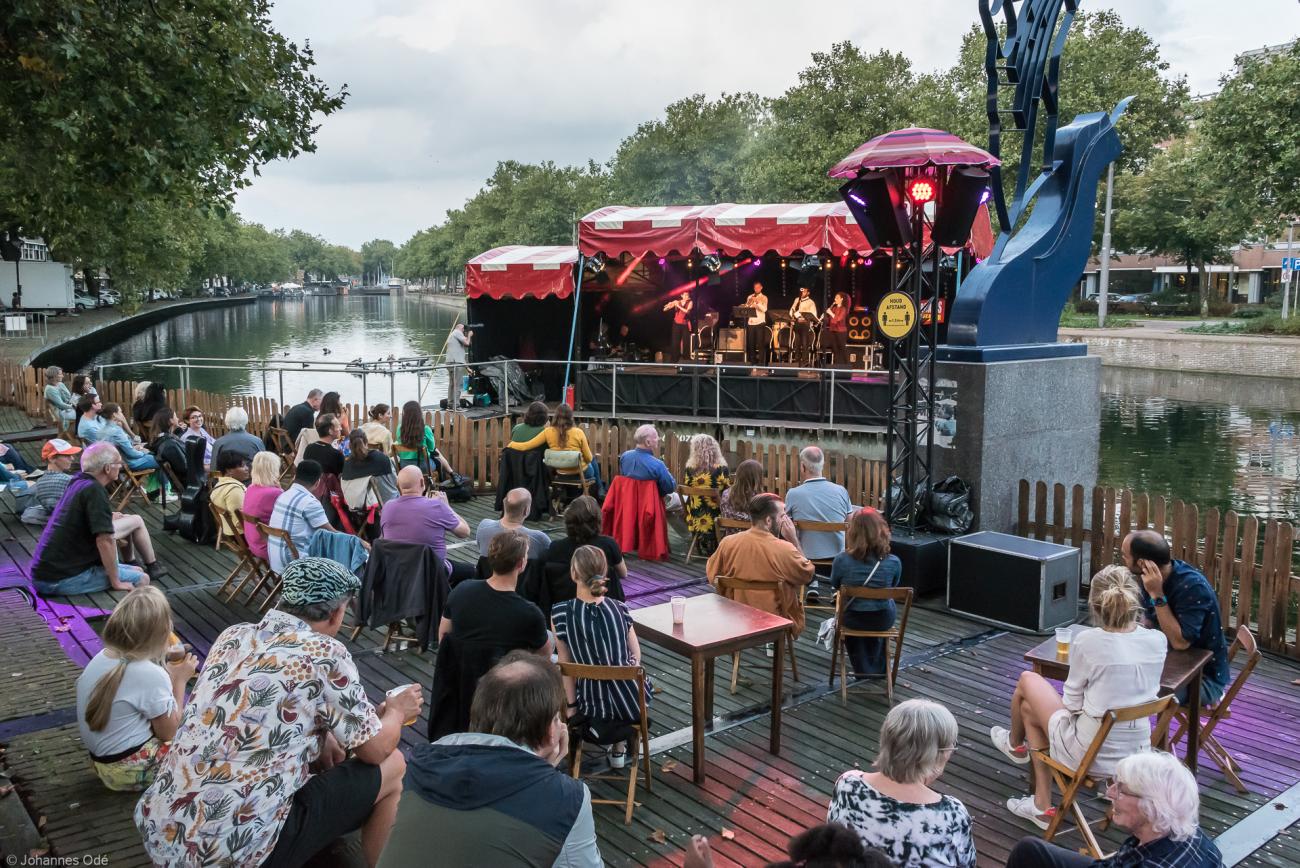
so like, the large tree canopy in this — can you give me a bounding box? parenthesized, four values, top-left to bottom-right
(0, 0, 346, 295)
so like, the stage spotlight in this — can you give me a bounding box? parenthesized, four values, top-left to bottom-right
(702, 254, 722, 272)
(933, 166, 991, 248)
(585, 252, 606, 273)
(839, 171, 912, 249)
(801, 254, 822, 271)
(907, 178, 936, 205)
(658, 257, 666, 266)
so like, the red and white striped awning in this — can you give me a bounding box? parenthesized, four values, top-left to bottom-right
(579, 202, 995, 259)
(465, 246, 578, 300)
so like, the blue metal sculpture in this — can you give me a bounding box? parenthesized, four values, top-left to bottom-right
(946, 0, 1132, 349)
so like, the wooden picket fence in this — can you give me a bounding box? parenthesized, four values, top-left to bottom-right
(3, 366, 889, 509)
(1016, 479, 1300, 659)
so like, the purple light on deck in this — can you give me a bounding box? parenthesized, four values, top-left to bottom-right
(848, 193, 866, 206)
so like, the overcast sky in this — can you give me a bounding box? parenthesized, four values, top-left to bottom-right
(234, 0, 1298, 249)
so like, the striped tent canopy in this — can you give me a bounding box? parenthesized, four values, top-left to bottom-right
(465, 245, 579, 300)
(828, 128, 1000, 178)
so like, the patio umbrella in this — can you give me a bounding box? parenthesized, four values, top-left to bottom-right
(828, 128, 1000, 178)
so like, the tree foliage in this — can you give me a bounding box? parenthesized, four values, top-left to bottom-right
(361, 239, 398, 282)
(0, 0, 346, 299)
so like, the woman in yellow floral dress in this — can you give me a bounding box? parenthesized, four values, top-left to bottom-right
(682, 433, 730, 555)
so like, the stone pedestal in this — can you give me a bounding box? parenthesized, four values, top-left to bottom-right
(933, 354, 1100, 534)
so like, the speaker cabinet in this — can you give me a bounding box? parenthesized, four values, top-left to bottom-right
(947, 531, 1080, 633)
(717, 327, 745, 352)
(890, 528, 950, 595)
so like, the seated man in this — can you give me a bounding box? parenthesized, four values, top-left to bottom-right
(381, 466, 473, 583)
(303, 414, 345, 477)
(21, 438, 81, 526)
(210, 406, 264, 469)
(429, 530, 551, 739)
(1123, 529, 1231, 705)
(706, 493, 814, 638)
(210, 450, 250, 541)
(75, 393, 105, 444)
(1006, 751, 1222, 868)
(136, 558, 420, 868)
(30, 442, 168, 596)
(476, 487, 551, 561)
(269, 460, 334, 574)
(383, 651, 601, 868)
(784, 445, 853, 598)
(283, 388, 322, 443)
(617, 424, 676, 497)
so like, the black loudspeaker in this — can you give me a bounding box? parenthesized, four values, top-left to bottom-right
(933, 167, 990, 248)
(889, 528, 950, 595)
(947, 531, 1080, 632)
(717, 327, 745, 352)
(846, 309, 873, 343)
(840, 172, 912, 248)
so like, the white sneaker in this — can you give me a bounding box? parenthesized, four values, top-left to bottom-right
(1006, 795, 1053, 831)
(990, 726, 1031, 765)
(608, 747, 627, 769)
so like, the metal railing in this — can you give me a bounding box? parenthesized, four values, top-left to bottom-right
(1, 312, 49, 344)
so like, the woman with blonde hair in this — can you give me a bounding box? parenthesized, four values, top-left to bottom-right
(552, 544, 651, 769)
(75, 586, 197, 791)
(681, 433, 730, 555)
(991, 564, 1168, 829)
(828, 699, 975, 866)
(241, 451, 284, 561)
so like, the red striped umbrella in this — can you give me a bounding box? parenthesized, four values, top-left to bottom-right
(828, 128, 1000, 178)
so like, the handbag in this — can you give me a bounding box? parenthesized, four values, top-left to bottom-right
(543, 448, 582, 470)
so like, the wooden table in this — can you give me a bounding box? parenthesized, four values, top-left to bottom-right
(632, 594, 793, 784)
(1024, 624, 1213, 773)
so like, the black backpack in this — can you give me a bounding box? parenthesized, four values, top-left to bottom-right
(439, 473, 474, 503)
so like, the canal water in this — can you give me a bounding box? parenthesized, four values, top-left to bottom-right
(71, 298, 1300, 525)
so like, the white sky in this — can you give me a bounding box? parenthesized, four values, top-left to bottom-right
(234, 0, 1299, 249)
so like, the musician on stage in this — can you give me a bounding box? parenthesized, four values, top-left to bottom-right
(743, 282, 768, 365)
(789, 286, 818, 366)
(664, 293, 694, 362)
(824, 292, 850, 367)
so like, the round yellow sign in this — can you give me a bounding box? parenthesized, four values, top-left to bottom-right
(876, 291, 917, 341)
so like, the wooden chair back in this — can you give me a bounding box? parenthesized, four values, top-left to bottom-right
(714, 574, 801, 692)
(717, 517, 750, 536)
(1172, 625, 1261, 794)
(559, 662, 652, 824)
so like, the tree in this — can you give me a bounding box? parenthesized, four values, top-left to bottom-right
(0, 0, 346, 301)
(361, 239, 398, 283)
(608, 93, 765, 204)
(1203, 42, 1300, 229)
(1112, 138, 1254, 314)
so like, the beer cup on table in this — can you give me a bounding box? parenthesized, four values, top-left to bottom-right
(1054, 627, 1073, 660)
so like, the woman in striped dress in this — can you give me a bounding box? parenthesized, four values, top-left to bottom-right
(552, 545, 652, 769)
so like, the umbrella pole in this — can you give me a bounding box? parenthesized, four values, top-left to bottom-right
(561, 258, 586, 400)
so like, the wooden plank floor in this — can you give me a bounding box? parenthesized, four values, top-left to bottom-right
(0, 425, 1298, 866)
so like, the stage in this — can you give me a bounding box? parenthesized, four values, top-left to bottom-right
(575, 362, 890, 428)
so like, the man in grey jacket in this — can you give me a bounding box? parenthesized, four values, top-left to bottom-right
(380, 651, 601, 867)
(784, 445, 853, 601)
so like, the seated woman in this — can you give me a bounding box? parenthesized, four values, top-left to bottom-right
(719, 458, 764, 523)
(341, 430, 398, 508)
(100, 403, 159, 472)
(44, 365, 76, 423)
(830, 508, 902, 677)
(828, 699, 976, 868)
(148, 408, 188, 485)
(71, 373, 98, 404)
(543, 495, 627, 602)
(360, 403, 393, 453)
(553, 545, 651, 770)
(991, 565, 1167, 829)
(75, 586, 198, 791)
(395, 400, 454, 477)
(506, 403, 602, 496)
(131, 381, 168, 431)
(179, 405, 214, 469)
(510, 401, 549, 445)
(318, 390, 351, 438)
(241, 452, 284, 563)
(682, 433, 730, 556)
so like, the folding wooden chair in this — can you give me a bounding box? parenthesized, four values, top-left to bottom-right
(561, 662, 652, 824)
(250, 520, 300, 613)
(715, 575, 801, 693)
(392, 444, 438, 492)
(1169, 625, 1260, 793)
(209, 502, 264, 599)
(792, 518, 848, 611)
(267, 426, 296, 481)
(829, 585, 913, 704)
(676, 483, 722, 564)
(111, 464, 155, 511)
(1035, 696, 1178, 857)
(46, 403, 73, 440)
(226, 509, 274, 603)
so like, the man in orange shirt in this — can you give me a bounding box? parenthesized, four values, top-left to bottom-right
(706, 493, 814, 636)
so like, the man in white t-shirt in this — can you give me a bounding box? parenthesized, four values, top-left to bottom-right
(744, 282, 769, 364)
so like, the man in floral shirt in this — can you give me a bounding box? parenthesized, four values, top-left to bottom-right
(135, 558, 422, 867)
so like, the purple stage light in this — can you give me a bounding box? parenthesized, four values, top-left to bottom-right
(979, 188, 991, 204)
(864, 258, 873, 266)
(848, 193, 866, 206)
(658, 258, 666, 265)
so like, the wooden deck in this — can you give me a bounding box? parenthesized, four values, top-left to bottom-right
(0, 409, 1298, 866)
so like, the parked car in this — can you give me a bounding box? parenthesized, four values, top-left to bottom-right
(72, 293, 98, 311)
(100, 290, 120, 305)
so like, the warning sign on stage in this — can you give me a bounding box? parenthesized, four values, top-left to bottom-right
(876, 291, 918, 341)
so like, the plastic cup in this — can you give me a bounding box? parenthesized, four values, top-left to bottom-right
(1055, 627, 1073, 658)
(671, 595, 686, 625)
(165, 632, 186, 664)
(387, 684, 420, 726)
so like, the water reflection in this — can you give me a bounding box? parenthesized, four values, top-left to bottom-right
(75, 296, 462, 408)
(1101, 367, 1300, 523)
